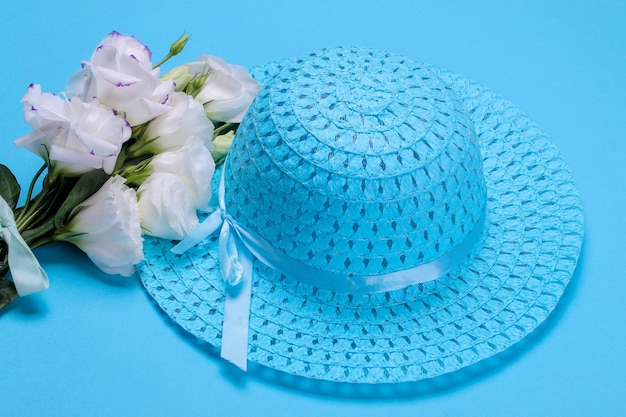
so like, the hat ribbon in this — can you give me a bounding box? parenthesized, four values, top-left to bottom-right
(0, 196, 50, 296)
(171, 172, 253, 370)
(172, 171, 487, 371)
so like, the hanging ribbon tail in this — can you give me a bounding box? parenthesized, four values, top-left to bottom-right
(171, 168, 253, 370)
(0, 196, 49, 296)
(220, 227, 253, 371)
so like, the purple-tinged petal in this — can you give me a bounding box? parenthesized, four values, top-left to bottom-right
(115, 81, 136, 87)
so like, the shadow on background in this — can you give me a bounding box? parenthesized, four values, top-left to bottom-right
(0, 242, 141, 317)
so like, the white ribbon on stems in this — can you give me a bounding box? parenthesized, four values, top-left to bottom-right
(0, 196, 49, 296)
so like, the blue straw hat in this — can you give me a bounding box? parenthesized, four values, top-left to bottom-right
(138, 47, 584, 384)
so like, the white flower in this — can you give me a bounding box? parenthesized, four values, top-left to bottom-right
(15, 84, 131, 177)
(136, 173, 198, 240)
(130, 91, 214, 155)
(150, 136, 215, 208)
(97, 30, 153, 69)
(67, 31, 174, 126)
(137, 136, 215, 239)
(21, 83, 66, 126)
(60, 176, 143, 276)
(187, 54, 260, 123)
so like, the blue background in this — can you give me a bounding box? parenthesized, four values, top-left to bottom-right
(1, 1, 624, 416)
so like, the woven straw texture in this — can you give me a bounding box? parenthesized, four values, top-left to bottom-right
(138, 47, 584, 384)
(225, 48, 486, 277)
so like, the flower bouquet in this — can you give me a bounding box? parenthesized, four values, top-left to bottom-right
(0, 31, 260, 309)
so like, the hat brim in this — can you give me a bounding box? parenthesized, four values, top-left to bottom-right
(138, 62, 584, 384)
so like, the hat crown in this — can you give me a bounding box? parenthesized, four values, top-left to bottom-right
(224, 47, 487, 278)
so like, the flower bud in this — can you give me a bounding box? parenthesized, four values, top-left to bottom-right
(211, 130, 235, 164)
(161, 65, 194, 92)
(169, 34, 189, 57)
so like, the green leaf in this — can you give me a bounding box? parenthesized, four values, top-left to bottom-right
(54, 169, 109, 229)
(0, 276, 18, 310)
(0, 164, 21, 209)
(113, 145, 128, 174)
(20, 215, 57, 249)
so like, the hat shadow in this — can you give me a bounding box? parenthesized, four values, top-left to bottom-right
(143, 241, 585, 400)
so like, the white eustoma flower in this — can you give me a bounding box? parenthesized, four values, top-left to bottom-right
(97, 30, 153, 69)
(130, 91, 214, 155)
(136, 173, 198, 240)
(137, 136, 215, 239)
(67, 31, 174, 126)
(15, 84, 131, 177)
(60, 175, 143, 276)
(187, 54, 260, 123)
(150, 136, 215, 209)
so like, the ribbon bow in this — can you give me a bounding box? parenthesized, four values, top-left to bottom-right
(0, 196, 49, 296)
(171, 170, 487, 372)
(172, 174, 253, 371)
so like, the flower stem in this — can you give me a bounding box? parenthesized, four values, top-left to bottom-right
(19, 163, 47, 220)
(15, 186, 51, 233)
